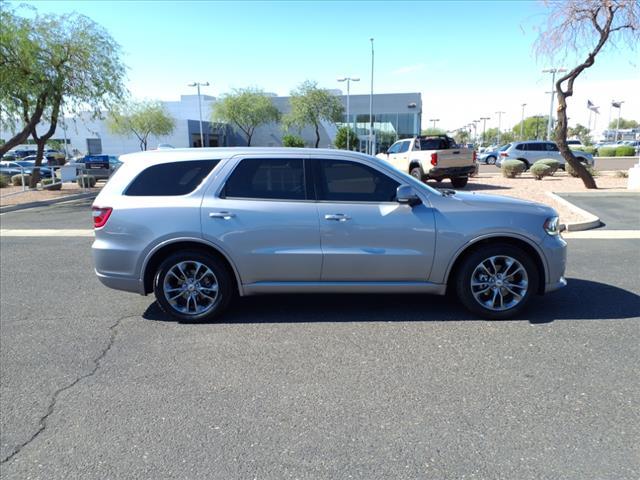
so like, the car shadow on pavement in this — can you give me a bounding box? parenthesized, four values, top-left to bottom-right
(142, 278, 639, 325)
(428, 182, 510, 192)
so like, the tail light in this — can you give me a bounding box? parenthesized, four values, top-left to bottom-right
(430, 153, 438, 166)
(500, 152, 509, 157)
(92, 206, 112, 228)
(472, 150, 477, 163)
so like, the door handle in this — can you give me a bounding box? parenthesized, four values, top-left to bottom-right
(209, 211, 235, 220)
(324, 213, 351, 222)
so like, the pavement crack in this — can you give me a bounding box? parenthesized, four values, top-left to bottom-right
(0, 314, 133, 465)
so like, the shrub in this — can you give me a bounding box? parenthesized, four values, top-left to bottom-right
(534, 158, 560, 175)
(615, 145, 635, 157)
(615, 170, 629, 178)
(572, 146, 597, 155)
(76, 175, 97, 188)
(42, 178, 62, 190)
(530, 163, 552, 180)
(282, 134, 305, 147)
(501, 159, 526, 178)
(11, 174, 31, 186)
(598, 147, 616, 157)
(0, 175, 9, 188)
(565, 162, 598, 178)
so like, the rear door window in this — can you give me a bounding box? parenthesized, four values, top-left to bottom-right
(223, 158, 307, 200)
(317, 159, 399, 203)
(125, 160, 219, 196)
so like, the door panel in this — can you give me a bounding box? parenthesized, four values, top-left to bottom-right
(317, 202, 436, 281)
(201, 157, 322, 284)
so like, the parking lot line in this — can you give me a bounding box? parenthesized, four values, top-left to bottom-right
(0, 229, 94, 237)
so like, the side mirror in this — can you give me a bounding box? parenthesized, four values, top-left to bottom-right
(396, 185, 421, 207)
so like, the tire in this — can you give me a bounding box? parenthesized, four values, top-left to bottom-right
(455, 243, 539, 320)
(153, 250, 233, 322)
(486, 155, 496, 165)
(410, 166, 425, 181)
(450, 176, 468, 189)
(518, 159, 530, 170)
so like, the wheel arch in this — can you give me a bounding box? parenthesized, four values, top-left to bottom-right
(445, 234, 547, 295)
(408, 160, 422, 172)
(142, 238, 243, 296)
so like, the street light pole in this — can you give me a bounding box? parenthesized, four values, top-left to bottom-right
(369, 38, 375, 155)
(480, 117, 490, 146)
(613, 100, 624, 141)
(495, 111, 505, 145)
(188, 81, 210, 147)
(520, 103, 526, 140)
(337, 77, 360, 150)
(542, 68, 566, 140)
(429, 118, 440, 129)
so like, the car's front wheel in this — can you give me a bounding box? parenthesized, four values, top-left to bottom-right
(455, 244, 539, 319)
(154, 251, 233, 322)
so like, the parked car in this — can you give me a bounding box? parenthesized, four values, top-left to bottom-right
(566, 139, 584, 149)
(0, 160, 54, 178)
(76, 155, 121, 179)
(377, 135, 477, 188)
(478, 144, 510, 165)
(496, 141, 594, 169)
(92, 147, 567, 322)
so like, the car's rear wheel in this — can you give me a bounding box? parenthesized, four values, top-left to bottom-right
(455, 244, 539, 319)
(486, 155, 496, 165)
(154, 251, 233, 322)
(450, 176, 468, 188)
(410, 166, 425, 181)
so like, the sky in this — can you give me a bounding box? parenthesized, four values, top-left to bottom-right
(18, 0, 640, 134)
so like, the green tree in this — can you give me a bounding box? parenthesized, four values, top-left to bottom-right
(568, 124, 592, 145)
(284, 80, 344, 148)
(536, 0, 639, 189)
(511, 116, 550, 140)
(282, 134, 305, 147)
(420, 128, 446, 136)
(212, 87, 280, 146)
(453, 129, 470, 145)
(107, 101, 175, 151)
(334, 126, 358, 150)
(608, 118, 639, 129)
(0, 4, 126, 185)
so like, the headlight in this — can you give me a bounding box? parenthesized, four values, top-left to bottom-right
(543, 216, 561, 235)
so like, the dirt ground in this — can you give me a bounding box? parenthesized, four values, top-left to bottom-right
(0, 183, 98, 207)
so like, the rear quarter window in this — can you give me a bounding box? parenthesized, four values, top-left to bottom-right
(125, 160, 219, 196)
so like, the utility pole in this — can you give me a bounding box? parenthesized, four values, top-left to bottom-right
(612, 100, 624, 142)
(495, 111, 505, 145)
(520, 103, 526, 140)
(542, 68, 566, 140)
(369, 38, 375, 155)
(188, 81, 210, 147)
(337, 77, 360, 150)
(480, 117, 490, 146)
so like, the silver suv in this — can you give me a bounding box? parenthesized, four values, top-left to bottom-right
(496, 141, 594, 169)
(92, 148, 567, 321)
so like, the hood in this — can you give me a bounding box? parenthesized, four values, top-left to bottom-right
(448, 191, 555, 216)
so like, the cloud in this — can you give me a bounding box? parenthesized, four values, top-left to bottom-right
(392, 63, 426, 75)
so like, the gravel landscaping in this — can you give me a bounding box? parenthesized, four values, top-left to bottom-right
(0, 183, 99, 207)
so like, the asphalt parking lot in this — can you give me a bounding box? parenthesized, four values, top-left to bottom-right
(1, 199, 639, 479)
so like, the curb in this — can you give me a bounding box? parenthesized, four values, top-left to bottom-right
(546, 192, 601, 232)
(0, 192, 97, 214)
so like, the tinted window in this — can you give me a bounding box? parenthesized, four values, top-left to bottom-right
(515, 143, 525, 151)
(419, 138, 447, 150)
(224, 158, 306, 200)
(528, 143, 544, 151)
(387, 142, 402, 154)
(546, 143, 559, 151)
(125, 160, 219, 196)
(398, 141, 410, 153)
(318, 160, 399, 202)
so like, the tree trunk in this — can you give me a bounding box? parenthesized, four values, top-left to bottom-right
(0, 95, 48, 157)
(29, 141, 47, 188)
(314, 124, 320, 148)
(29, 96, 62, 188)
(247, 134, 252, 147)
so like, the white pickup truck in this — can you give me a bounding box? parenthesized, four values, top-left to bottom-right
(376, 135, 477, 188)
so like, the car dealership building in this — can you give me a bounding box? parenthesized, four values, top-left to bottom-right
(2, 92, 422, 157)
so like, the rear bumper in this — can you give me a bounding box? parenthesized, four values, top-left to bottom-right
(427, 165, 476, 179)
(95, 270, 145, 295)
